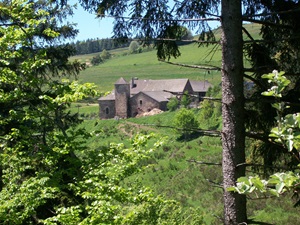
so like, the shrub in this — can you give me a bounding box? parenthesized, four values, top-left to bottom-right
(129, 41, 140, 54)
(100, 49, 111, 60)
(181, 91, 191, 108)
(173, 108, 199, 140)
(91, 54, 103, 65)
(167, 97, 180, 111)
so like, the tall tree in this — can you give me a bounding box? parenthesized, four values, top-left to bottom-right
(221, 0, 246, 223)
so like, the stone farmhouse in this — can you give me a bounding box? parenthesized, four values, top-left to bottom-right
(98, 77, 212, 119)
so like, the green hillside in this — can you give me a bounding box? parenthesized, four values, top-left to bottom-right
(76, 45, 221, 93)
(74, 23, 261, 93)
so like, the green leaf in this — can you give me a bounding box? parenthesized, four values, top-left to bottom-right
(261, 90, 275, 96)
(269, 189, 280, 197)
(275, 182, 286, 194)
(261, 73, 275, 80)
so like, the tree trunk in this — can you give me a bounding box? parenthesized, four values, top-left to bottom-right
(221, 0, 247, 224)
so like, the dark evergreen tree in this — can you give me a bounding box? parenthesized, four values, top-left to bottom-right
(242, 0, 300, 175)
(69, 38, 130, 55)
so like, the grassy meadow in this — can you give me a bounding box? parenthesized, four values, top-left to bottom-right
(68, 23, 300, 224)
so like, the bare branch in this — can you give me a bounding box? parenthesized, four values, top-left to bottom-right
(201, 96, 222, 102)
(0, 22, 23, 26)
(187, 159, 222, 166)
(243, 73, 265, 89)
(245, 97, 300, 108)
(242, 27, 255, 42)
(188, 156, 298, 174)
(203, 43, 221, 62)
(140, 123, 221, 137)
(162, 89, 222, 101)
(246, 195, 277, 201)
(155, 38, 220, 44)
(158, 59, 221, 71)
(245, 131, 270, 143)
(85, 36, 221, 45)
(236, 162, 298, 171)
(205, 178, 223, 188)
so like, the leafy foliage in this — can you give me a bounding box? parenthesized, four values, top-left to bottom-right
(0, 0, 98, 223)
(198, 86, 222, 130)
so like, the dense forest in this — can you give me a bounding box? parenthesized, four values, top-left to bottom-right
(69, 38, 130, 55)
(69, 27, 193, 55)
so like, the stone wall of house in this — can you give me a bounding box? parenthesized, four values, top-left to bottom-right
(130, 92, 162, 117)
(99, 100, 115, 119)
(115, 83, 130, 118)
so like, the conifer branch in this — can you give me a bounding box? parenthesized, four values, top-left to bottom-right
(97, 14, 220, 22)
(243, 7, 300, 18)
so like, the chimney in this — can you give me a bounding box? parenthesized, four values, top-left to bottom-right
(131, 77, 138, 88)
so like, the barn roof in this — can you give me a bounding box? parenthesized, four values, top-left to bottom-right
(190, 80, 212, 92)
(130, 78, 189, 95)
(98, 92, 115, 100)
(98, 78, 212, 101)
(134, 91, 172, 102)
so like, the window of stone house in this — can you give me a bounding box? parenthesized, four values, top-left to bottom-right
(105, 107, 109, 114)
(139, 100, 143, 106)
